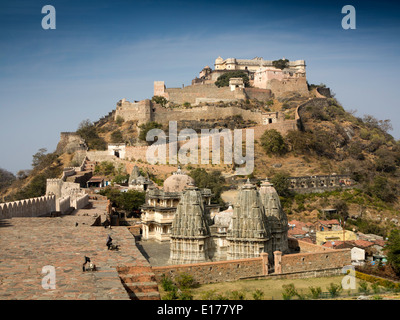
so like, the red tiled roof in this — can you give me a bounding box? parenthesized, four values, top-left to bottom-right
(373, 239, 386, 247)
(322, 240, 374, 249)
(88, 176, 105, 182)
(288, 227, 308, 236)
(353, 240, 374, 248)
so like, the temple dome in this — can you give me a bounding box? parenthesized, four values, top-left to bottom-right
(163, 167, 195, 192)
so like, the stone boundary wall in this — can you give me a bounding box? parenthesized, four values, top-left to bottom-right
(279, 249, 351, 274)
(71, 194, 89, 210)
(152, 257, 264, 285)
(0, 195, 56, 219)
(124, 146, 149, 162)
(151, 238, 350, 285)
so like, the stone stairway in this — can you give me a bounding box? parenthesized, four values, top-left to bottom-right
(117, 266, 161, 300)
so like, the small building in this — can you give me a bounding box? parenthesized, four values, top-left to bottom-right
(140, 168, 217, 242)
(228, 77, 244, 91)
(316, 230, 357, 246)
(108, 143, 126, 159)
(351, 247, 365, 265)
(86, 176, 108, 188)
(128, 165, 152, 191)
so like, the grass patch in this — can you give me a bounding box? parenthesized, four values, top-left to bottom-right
(173, 276, 355, 300)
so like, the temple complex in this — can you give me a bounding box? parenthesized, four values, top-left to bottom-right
(168, 184, 212, 264)
(226, 180, 273, 261)
(259, 178, 289, 254)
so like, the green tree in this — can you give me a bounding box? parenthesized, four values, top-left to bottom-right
(260, 129, 287, 156)
(99, 188, 145, 215)
(152, 95, 168, 107)
(139, 121, 163, 142)
(189, 168, 226, 204)
(270, 171, 293, 197)
(272, 59, 289, 70)
(369, 175, 396, 203)
(386, 229, 400, 274)
(214, 71, 249, 88)
(94, 161, 116, 176)
(285, 130, 315, 154)
(76, 119, 107, 150)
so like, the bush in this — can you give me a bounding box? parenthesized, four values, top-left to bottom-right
(358, 281, 370, 294)
(270, 172, 293, 198)
(110, 130, 124, 143)
(260, 129, 287, 156)
(386, 229, 400, 274)
(252, 289, 264, 300)
(200, 290, 228, 300)
(175, 272, 197, 289)
(355, 270, 400, 289)
(326, 283, 342, 298)
(369, 175, 396, 203)
(152, 95, 168, 107)
(308, 286, 322, 299)
(215, 71, 249, 88)
(371, 282, 380, 294)
(229, 290, 246, 300)
(189, 168, 226, 204)
(139, 121, 163, 142)
(161, 274, 176, 292)
(282, 283, 297, 300)
(285, 130, 315, 154)
(272, 59, 289, 70)
(115, 115, 124, 126)
(76, 119, 107, 150)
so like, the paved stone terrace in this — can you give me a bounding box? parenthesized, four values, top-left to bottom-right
(0, 209, 151, 300)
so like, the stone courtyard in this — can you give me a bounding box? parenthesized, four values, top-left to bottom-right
(0, 199, 154, 300)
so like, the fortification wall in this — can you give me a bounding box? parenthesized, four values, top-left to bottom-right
(57, 196, 71, 214)
(0, 195, 56, 219)
(46, 179, 81, 199)
(244, 87, 272, 101)
(71, 194, 89, 210)
(153, 105, 263, 124)
(114, 99, 153, 124)
(124, 146, 149, 162)
(56, 132, 87, 154)
(267, 78, 309, 97)
(165, 84, 242, 105)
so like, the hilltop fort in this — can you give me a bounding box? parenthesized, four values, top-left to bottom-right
(114, 56, 310, 128)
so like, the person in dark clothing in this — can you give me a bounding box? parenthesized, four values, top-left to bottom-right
(106, 235, 113, 250)
(83, 256, 91, 272)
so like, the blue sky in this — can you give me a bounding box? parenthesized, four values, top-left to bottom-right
(1, 0, 400, 173)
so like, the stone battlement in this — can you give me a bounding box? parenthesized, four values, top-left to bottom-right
(0, 195, 56, 219)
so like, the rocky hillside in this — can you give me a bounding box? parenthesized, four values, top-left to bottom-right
(1, 85, 399, 236)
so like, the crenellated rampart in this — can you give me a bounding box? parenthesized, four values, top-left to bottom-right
(0, 195, 56, 219)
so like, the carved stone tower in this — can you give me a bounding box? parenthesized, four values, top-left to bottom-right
(259, 178, 289, 254)
(226, 180, 272, 260)
(169, 184, 211, 264)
